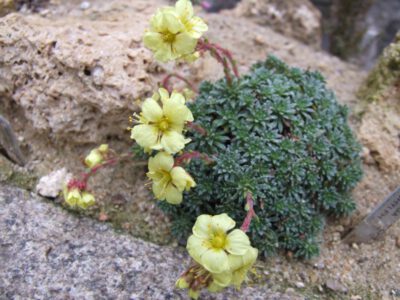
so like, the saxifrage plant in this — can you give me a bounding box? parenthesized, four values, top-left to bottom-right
(160, 56, 363, 259)
(63, 0, 362, 298)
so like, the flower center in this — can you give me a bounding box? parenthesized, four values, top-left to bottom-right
(162, 32, 176, 44)
(210, 230, 227, 249)
(157, 119, 170, 132)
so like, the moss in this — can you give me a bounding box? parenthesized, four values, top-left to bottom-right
(358, 33, 400, 102)
(0, 155, 37, 190)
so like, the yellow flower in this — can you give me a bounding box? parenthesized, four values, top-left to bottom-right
(77, 192, 96, 209)
(131, 88, 193, 154)
(98, 144, 109, 153)
(175, 277, 189, 289)
(208, 270, 232, 292)
(188, 289, 199, 299)
(64, 188, 81, 207)
(147, 152, 196, 204)
(175, 0, 208, 39)
(187, 214, 251, 274)
(228, 247, 258, 289)
(143, 8, 197, 62)
(84, 149, 103, 168)
(84, 144, 109, 169)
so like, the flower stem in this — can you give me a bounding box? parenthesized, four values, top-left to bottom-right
(175, 151, 214, 166)
(240, 192, 257, 232)
(162, 73, 198, 93)
(187, 122, 207, 136)
(197, 39, 234, 85)
(68, 152, 138, 191)
(197, 39, 240, 85)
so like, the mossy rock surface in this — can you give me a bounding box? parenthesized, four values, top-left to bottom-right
(160, 56, 362, 258)
(358, 33, 400, 102)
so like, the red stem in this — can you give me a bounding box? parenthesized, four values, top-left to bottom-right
(68, 153, 133, 191)
(211, 43, 239, 78)
(175, 151, 214, 166)
(197, 39, 233, 85)
(187, 122, 207, 136)
(240, 192, 257, 232)
(162, 73, 198, 94)
(80, 158, 119, 185)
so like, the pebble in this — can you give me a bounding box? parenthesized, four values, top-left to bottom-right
(80, 1, 91, 10)
(36, 168, 72, 198)
(313, 261, 325, 270)
(309, 272, 318, 284)
(332, 232, 341, 242)
(352, 243, 359, 250)
(283, 271, 290, 280)
(325, 279, 348, 293)
(284, 288, 297, 296)
(294, 281, 305, 289)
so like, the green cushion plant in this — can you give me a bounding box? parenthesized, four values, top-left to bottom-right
(160, 56, 363, 259)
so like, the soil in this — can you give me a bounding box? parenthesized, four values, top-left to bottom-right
(1, 0, 399, 299)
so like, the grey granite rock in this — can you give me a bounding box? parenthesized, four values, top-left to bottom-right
(0, 184, 301, 300)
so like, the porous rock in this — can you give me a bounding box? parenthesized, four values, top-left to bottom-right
(0, 6, 157, 145)
(230, 0, 322, 47)
(0, 184, 301, 299)
(0, 0, 361, 150)
(0, 0, 15, 17)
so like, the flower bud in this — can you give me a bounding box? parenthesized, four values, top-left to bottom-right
(175, 277, 189, 289)
(78, 192, 96, 209)
(84, 149, 103, 169)
(188, 289, 199, 300)
(98, 144, 109, 153)
(65, 188, 82, 207)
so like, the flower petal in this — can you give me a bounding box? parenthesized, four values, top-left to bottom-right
(161, 130, 187, 154)
(165, 184, 183, 204)
(192, 214, 212, 238)
(171, 166, 195, 191)
(141, 98, 163, 122)
(148, 151, 174, 172)
(158, 88, 170, 104)
(211, 270, 232, 287)
(226, 229, 251, 255)
(186, 17, 208, 38)
(163, 96, 193, 128)
(242, 247, 258, 266)
(163, 12, 184, 34)
(201, 248, 230, 274)
(175, 0, 194, 21)
(131, 124, 159, 149)
(173, 32, 197, 56)
(170, 91, 186, 104)
(228, 254, 244, 272)
(154, 42, 175, 62)
(211, 213, 236, 233)
(207, 282, 225, 293)
(186, 235, 209, 264)
(151, 178, 169, 200)
(143, 32, 163, 51)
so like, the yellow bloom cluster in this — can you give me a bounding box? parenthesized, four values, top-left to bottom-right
(147, 152, 196, 204)
(64, 188, 95, 209)
(177, 214, 258, 298)
(131, 88, 193, 154)
(131, 88, 196, 204)
(143, 0, 208, 62)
